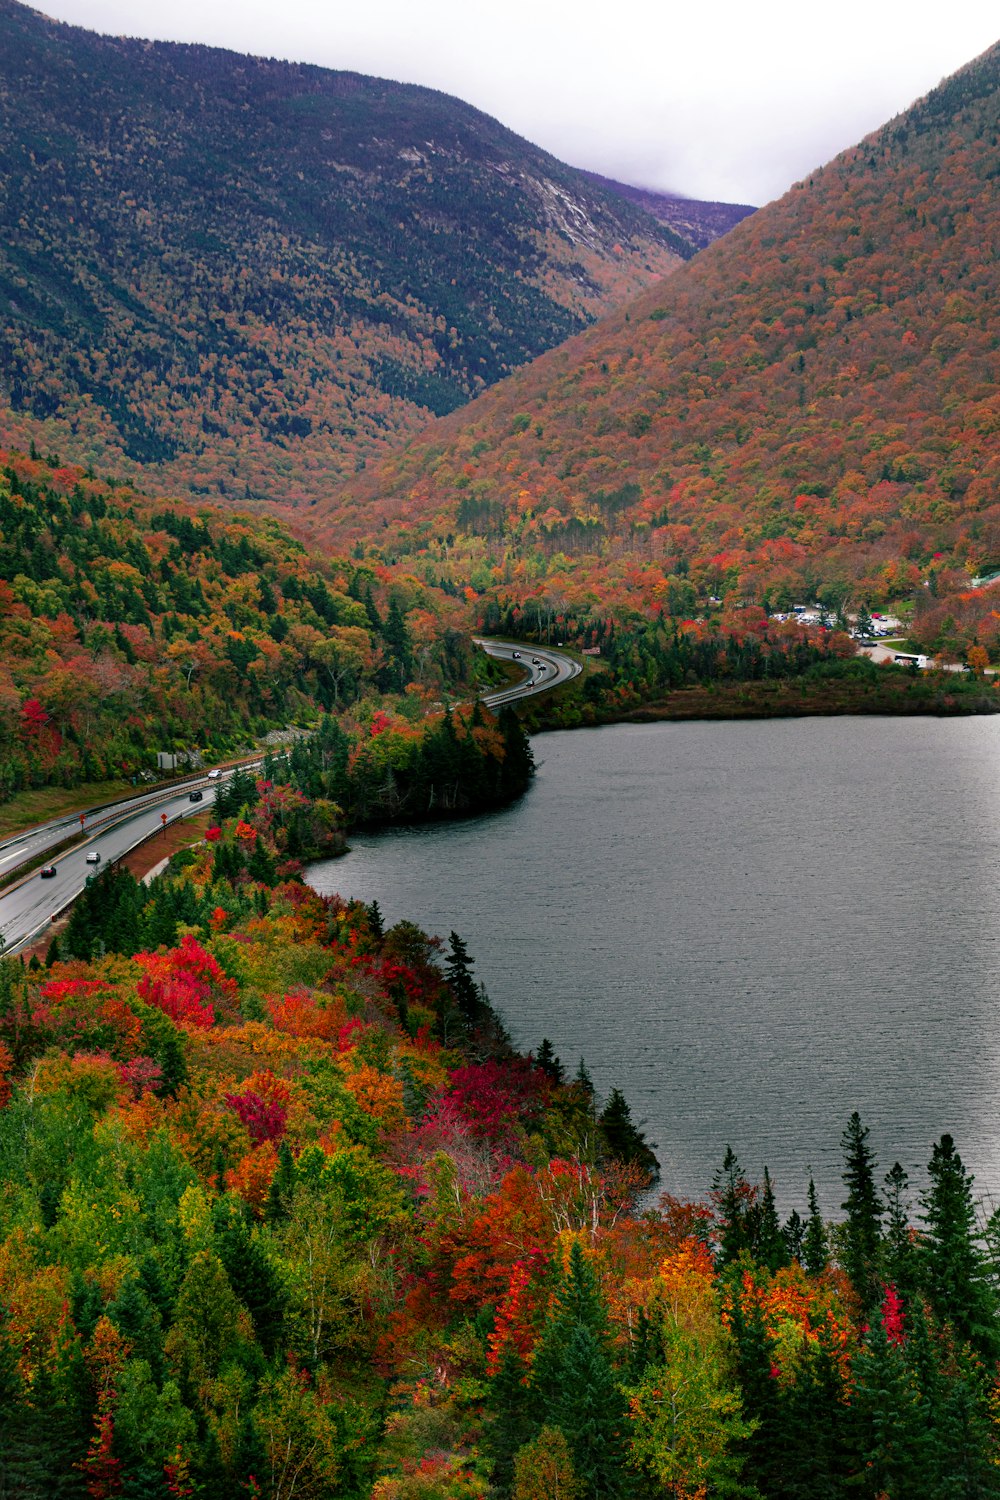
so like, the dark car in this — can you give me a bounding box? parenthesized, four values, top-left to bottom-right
(512, 651, 521, 658)
(532, 657, 540, 665)
(40, 864, 57, 878)
(189, 789, 204, 802)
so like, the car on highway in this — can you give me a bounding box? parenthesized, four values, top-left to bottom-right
(189, 790, 204, 802)
(512, 651, 521, 659)
(207, 768, 222, 779)
(40, 865, 57, 878)
(85, 851, 101, 864)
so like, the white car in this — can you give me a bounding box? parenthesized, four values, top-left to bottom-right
(85, 851, 101, 864)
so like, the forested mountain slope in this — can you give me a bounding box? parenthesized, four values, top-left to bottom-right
(0, 0, 692, 506)
(579, 168, 756, 252)
(0, 449, 495, 803)
(323, 43, 1000, 657)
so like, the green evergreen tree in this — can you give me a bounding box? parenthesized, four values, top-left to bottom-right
(775, 1324, 851, 1498)
(839, 1112, 883, 1310)
(751, 1167, 788, 1272)
(265, 1140, 297, 1225)
(881, 1161, 919, 1305)
(530, 1245, 628, 1498)
(536, 1038, 565, 1084)
(217, 1213, 286, 1358)
(920, 1133, 998, 1357)
(726, 1269, 783, 1496)
(711, 1145, 755, 1267)
(802, 1177, 829, 1276)
(848, 1310, 929, 1499)
(484, 1345, 537, 1495)
(598, 1088, 660, 1186)
(444, 930, 483, 1032)
(783, 1208, 805, 1264)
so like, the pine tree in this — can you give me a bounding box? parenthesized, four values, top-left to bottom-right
(530, 1244, 627, 1498)
(839, 1112, 883, 1310)
(920, 1133, 998, 1357)
(536, 1038, 565, 1084)
(444, 930, 483, 1032)
(751, 1166, 788, 1272)
(783, 1209, 805, 1264)
(711, 1145, 755, 1267)
(802, 1177, 829, 1275)
(882, 1161, 919, 1305)
(598, 1088, 660, 1186)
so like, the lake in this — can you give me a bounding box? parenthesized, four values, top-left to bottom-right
(307, 715, 1000, 1221)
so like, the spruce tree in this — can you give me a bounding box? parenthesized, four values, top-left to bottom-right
(775, 1324, 851, 1498)
(783, 1208, 805, 1264)
(711, 1145, 755, 1267)
(530, 1243, 627, 1498)
(751, 1166, 788, 1272)
(802, 1177, 829, 1275)
(598, 1088, 660, 1186)
(484, 1345, 538, 1494)
(839, 1112, 883, 1311)
(444, 930, 483, 1032)
(848, 1311, 929, 1498)
(536, 1038, 565, 1084)
(881, 1161, 919, 1305)
(920, 1133, 998, 1357)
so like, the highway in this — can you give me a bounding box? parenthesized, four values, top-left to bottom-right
(0, 643, 578, 953)
(475, 639, 582, 707)
(0, 776, 230, 956)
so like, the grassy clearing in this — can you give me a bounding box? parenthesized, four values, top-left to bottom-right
(0, 779, 136, 840)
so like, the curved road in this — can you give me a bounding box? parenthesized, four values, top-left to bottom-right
(0, 644, 578, 953)
(0, 771, 255, 956)
(475, 639, 582, 707)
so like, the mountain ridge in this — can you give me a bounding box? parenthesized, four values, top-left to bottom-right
(0, 0, 749, 507)
(316, 39, 1000, 658)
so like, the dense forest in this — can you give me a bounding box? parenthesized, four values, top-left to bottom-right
(2, 782, 999, 1497)
(0, 449, 506, 805)
(322, 42, 1000, 663)
(478, 598, 1000, 725)
(0, 0, 700, 505)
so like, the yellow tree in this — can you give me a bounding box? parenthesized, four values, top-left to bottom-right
(626, 1240, 757, 1498)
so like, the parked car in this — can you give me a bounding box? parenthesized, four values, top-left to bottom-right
(40, 865, 57, 879)
(85, 851, 101, 864)
(189, 789, 203, 802)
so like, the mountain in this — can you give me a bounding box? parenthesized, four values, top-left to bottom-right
(579, 169, 756, 252)
(0, 0, 697, 507)
(320, 43, 1000, 657)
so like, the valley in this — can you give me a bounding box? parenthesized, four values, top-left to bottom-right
(0, 9, 999, 1497)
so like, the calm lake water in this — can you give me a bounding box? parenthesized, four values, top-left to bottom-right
(308, 716, 1000, 1219)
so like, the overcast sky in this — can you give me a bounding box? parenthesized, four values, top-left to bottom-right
(31, 0, 1000, 205)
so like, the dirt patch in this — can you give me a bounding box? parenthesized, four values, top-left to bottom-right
(119, 814, 212, 880)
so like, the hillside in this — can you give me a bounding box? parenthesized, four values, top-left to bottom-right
(0, 449, 516, 807)
(322, 43, 1000, 661)
(579, 168, 756, 251)
(2, 783, 1000, 1497)
(0, 0, 694, 507)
